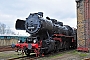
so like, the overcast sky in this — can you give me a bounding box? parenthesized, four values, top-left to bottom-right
(0, 0, 77, 35)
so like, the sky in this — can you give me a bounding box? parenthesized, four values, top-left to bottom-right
(0, 0, 77, 35)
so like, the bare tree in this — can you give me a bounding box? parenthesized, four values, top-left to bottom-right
(0, 23, 6, 34)
(0, 23, 2, 34)
(0, 22, 15, 35)
(6, 26, 11, 34)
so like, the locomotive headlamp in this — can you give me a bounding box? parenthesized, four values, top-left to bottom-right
(18, 40, 20, 43)
(33, 39, 37, 43)
(18, 40, 22, 43)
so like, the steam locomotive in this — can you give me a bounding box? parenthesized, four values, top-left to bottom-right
(12, 12, 77, 57)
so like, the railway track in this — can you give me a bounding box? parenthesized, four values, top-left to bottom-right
(8, 57, 35, 60)
(0, 45, 16, 52)
(7, 49, 76, 60)
(8, 55, 38, 60)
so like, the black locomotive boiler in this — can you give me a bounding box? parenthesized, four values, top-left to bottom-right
(12, 12, 77, 57)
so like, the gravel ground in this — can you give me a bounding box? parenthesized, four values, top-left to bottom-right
(0, 50, 90, 60)
(37, 50, 90, 60)
(37, 53, 80, 60)
(0, 51, 23, 60)
(50, 54, 80, 60)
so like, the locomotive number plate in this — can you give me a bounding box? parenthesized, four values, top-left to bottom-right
(28, 27, 34, 29)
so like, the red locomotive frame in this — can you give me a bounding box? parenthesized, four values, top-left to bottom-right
(12, 34, 76, 57)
